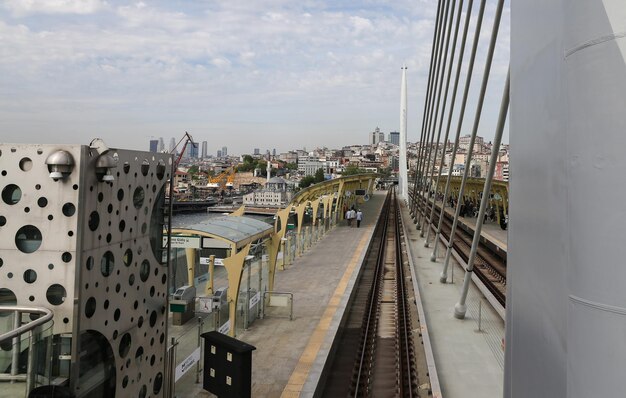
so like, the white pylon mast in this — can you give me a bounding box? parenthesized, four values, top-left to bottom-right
(399, 65, 409, 198)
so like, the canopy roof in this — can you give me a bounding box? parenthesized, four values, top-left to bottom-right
(174, 216, 273, 249)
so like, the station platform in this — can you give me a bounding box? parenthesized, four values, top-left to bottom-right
(172, 191, 505, 398)
(400, 199, 505, 398)
(175, 191, 386, 397)
(430, 199, 508, 252)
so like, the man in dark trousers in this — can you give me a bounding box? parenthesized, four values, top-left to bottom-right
(356, 209, 363, 228)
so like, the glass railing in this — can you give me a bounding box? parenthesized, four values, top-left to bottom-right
(0, 306, 55, 397)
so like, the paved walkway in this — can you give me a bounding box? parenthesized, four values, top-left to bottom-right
(174, 191, 385, 397)
(400, 199, 505, 398)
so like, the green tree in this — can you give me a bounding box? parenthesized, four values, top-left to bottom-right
(342, 165, 367, 176)
(314, 168, 325, 183)
(299, 175, 315, 188)
(285, 162, 298, 170)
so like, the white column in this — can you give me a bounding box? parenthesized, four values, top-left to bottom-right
(399, 65, 409, 198)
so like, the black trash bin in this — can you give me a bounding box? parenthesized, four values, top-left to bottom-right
(201, 331, 256, 398)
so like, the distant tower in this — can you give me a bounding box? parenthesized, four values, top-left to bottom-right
(389, 131, 400, 146)
(149, 139, 158, 153)
(158, 137, 165, 152)
(217, 149, 222, 158)
(399, 66, 408, 198)
(201, 141, 208, 159)
(254, 148, 260, 155)
(169, 137, 176, 153)
(272, 148, 276, 157)
(222, 146, 227, 157)
(370, 127, 382, 145)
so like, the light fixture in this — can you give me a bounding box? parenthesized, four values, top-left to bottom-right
(45, 150, 75, 181)
(90, 138, 118, 182)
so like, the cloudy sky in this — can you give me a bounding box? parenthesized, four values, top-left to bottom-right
(0, 0, 509, 155)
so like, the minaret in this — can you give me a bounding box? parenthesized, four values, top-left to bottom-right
(399, 65, 409, 198)
(266, 157, 271, 184)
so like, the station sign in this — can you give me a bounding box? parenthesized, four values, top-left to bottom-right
(249, 291, 261, 309)
(175, 347, 201, 382)
(200, 257, 224, 266)
(198, 297, 213, 313)
(164, 236, 201, 248)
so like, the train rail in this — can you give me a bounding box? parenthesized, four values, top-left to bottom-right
(413, 193, 507, 307)
(320, 189, 430, 397)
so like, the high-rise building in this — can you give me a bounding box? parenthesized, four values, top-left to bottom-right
(389, 131, 400, 145)
(149, 139, 158, 153)
(201, 141, 208, 159)
(158, 137, 165, 152)
(190, 142, 199, 158)
(217, 149, 222, 158)
(370, 127, 384, 145)
(272, 148, 276, 156)
(254, 148, 260, 155)
(222, 146, 227, 157)
(169, 137, 176, 153)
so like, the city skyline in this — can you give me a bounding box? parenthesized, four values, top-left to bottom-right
(0, 1, 509, 154)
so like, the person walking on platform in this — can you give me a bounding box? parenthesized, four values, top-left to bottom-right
(356, 209, 363, 228)
(349, 208, 356, 227)
(345, 208, 352, 227)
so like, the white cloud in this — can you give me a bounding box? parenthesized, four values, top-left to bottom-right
(0, 0, 509, 153)
(3, 0, 107, 15)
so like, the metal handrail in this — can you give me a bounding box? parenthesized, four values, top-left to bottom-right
(0, 306, 54, 343)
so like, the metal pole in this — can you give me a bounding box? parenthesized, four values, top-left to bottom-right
(424, 0, 466, 246)
(245, 258, 251, 330)
(478, 300, 483, 331)
(206, 255, 215, 296)
(438, 0, 487, 280)
(415, 0, 451, 225)
(168, 337, 178, 398)
(411, 0, 444, 219)
(455, 70, 509, 319)
(196, 317, 202, 384)
(418, 0, 456, 236)
(26, 328, 35, 393)
(11, 310, 19, 382)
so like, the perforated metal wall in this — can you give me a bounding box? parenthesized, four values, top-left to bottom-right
(0, 143, 171, 397)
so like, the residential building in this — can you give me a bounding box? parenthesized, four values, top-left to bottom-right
(201, 141, 208, 159)
(217, 150, 222, 158)
(254, 148, 260, 155)
(298, 158, 324, 176)
(149, 140, 158, 153)
(222, 146, 228, 157)
(458, 134, 485, 153)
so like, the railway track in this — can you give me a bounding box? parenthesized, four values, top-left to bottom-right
(320, 190, 430, 397)
(413, 193, 507, 306)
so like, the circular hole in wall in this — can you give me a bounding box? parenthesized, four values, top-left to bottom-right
(153, 372, 163, 395)
(15, 225, 42, 253)
(133, 187, 145, 209)
(19, 158, 33, 171)
(23, 269, 37, 283)
(85, 297, 96, 318)
(140, 260, 150, 282)
(101, 251, 115, 276)
(88, 211, 99, 231)
(2, 184, 22, 205)
(46, 284, 66, 305)
(62, 203, 76, 216)
(119, 333, 131, 358)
